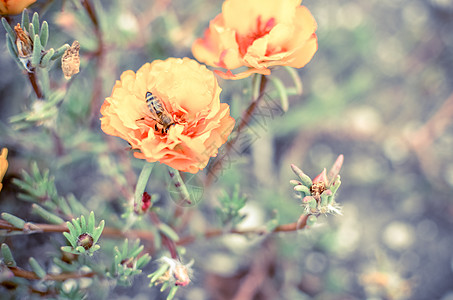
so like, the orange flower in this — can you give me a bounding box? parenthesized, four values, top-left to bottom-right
(100, 58, 235, 174)
(192, 0, 318, 80)
(0, 0, 36, 15)
(0, 148, 8, 192)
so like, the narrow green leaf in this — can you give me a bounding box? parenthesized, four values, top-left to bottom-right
(66, 221, 76, 236)
(167, 286, 179, 300)
(129, 245, 144, 259)
(294, 184, 310, 197)
(2, 18, 16, 46)
(63, 232, 77, 248)
(53, 258, 78, 272)
(87, 211, 95, 234)
(39, 21, 48, 47)
(92, 220, 104, 243)
(80, 215, 86, 233)
(6, 34, 20, 66)
(290, 164, 312, 187)
(158, 223, 179, 242)
(31, 204, 64, 224)
(31, 34, 42, 67)
(136, 254, 151, 269)
(134, 163, 154, 207)
(31, 161, 40, 178)
(283, 66, 303, 95)
(150, 264, 170, 284)
(159, 281, 169, 291)
(72, 218, 82, 236)
(1, 213, 26, 229)
(268, 76, 289, 112)
(90, 245, 100, 253)
(28, 23, 34, 40)
(60, 246, 73, 253)
(29, 257, 46, 279)
(40, 48, 54, 68)
(56, 196, 72, 218)
(21, 9, 30, 31)
(75, 246, 86, 253)
(31, 12, 40, 36)
(51, 44, 69, 60)
(1, 243, 17, 267)
(122, 239, 129, 259)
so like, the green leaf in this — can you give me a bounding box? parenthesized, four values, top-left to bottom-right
(136, 254, 151, 269)
(31, 204, 64, 224)
(73, 218, 83, 236)
(129, 245, 144, 259)
(290, 164, 312, 187)
(1, 213, 26, 229)
(1, 243, 17, 267)
(63, 231, 77, 248)
(31, 34, 42, 67)
(31, 12, 40, 36)
(80, 215, 86, 233)
(158, 223, 179, 241)
(135, 163, 154, 207)
(40, 48, 54, 68)
(51, 44, 69, 60)
(21, 9, 30, 32)
(122, 239, 129, 258)
(39, 21, 48, 48)
(2, 18, 16, 47)
(87, 211, 95, 234)
(283, 66, 303, 95)
(167, 286, 179, 300)
(92, 220, 104, 243)
(268, 76, 289, 112)
(29, 257, 46, 279)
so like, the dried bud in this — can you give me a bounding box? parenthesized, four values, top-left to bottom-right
(14, 23, 34, 72)
(62, 40, 80, 80)
(77, 233, 94, 250)
(134, 192, 152, 215)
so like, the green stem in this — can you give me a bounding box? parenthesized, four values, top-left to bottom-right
(134, 162, 154, 208)
(167, 167, 192, 205)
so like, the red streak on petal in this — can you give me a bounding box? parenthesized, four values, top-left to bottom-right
(236, 16, 276, 56)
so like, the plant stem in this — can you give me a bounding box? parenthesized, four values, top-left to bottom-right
(0, 214, 309, 246)
(7, 267, 96, 281)
(205, 74, 268, 185)
(27, 71, 43, 99)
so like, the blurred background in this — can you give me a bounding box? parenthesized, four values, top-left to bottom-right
(1, 0, 453, 299)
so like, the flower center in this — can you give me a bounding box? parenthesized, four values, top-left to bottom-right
(310, 182, 326, 199)
(236, 16, 276, 56)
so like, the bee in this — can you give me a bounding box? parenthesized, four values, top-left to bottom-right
(145, 91, 175, 134)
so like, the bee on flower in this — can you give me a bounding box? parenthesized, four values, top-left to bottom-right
(100, 58, 235, 174)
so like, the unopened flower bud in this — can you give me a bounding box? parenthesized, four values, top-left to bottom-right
(77, 233, 94, 250)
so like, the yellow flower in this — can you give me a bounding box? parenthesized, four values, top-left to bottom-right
(0, 0, 36, 15)
(100, 58, 235, 173)
(0, 148, 8, 192)
(192, 0, 318, 80)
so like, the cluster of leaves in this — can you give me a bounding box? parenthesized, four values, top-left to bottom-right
(106, 239, 151, 286)
(12, 161, 88, 224)
(215, 185, 247, 228)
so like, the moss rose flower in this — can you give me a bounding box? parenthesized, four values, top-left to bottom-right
(100, 58, 235, 173)
(0, 148, 8, 192)
(192, 0, 318, 80)
(0, 0, 36, 15)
